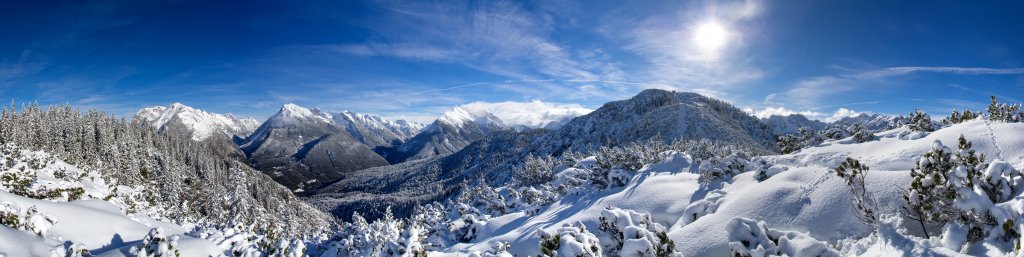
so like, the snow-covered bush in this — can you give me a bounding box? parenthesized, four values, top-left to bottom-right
(908, 109, 935, 132)
(187, 222, 306, 257)
(726, 217, 839, 257)
(850, 123, 875, 143)
(0, 144, 90, 202)
(901, 135, 1024, 245)
(834, 157, 877, 228)
(318, 208, 416, 257)
(457, 180, 509, 217)
(598, 207, 682, 256)
(987, 96, 1022, 122)
(942, 109, 980, 125)
(515, 155, 558, 187)
(409, 202, 453, 250)
(64, 242, 92, 257)
(130, 227, 181, 257)
(0, 200, 20, 228)
(822, 125, 849, 140)
(468, 241, 513, 257)
(695, 153, 750, 184)
(797, 127, 823, 148)
(776, 135, 800, 155)
(750, 157, 787, 183)
(539, 222, 602, 257)
(902, 140, 958, 237)
(678, 190, 727, 227)
(0, 202, 59, 239)
(24, 206, 56, 237)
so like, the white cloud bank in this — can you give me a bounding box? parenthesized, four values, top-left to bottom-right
(744, 106, 862, 122)
(459, 100, 592, 128)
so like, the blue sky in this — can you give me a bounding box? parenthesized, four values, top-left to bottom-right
(1, 0, 1023, 123)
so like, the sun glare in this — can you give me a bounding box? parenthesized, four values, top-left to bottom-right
(694, 22, 728, 53)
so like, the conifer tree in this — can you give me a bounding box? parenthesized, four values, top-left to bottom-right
(902, 140, 956, 238)
(776, 134, 800, 155)
(908, 109, 935, 132)
(988, 96, 1022, 122)
(850, 123, 875, 143)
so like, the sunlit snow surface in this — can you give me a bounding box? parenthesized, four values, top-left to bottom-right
(2, 119, 1023, 256)
(439, 119, 1024, 256)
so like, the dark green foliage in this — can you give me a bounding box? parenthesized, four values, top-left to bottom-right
(540, 232, 560, 257)
(850, 123, 875, 143)
(942, 109, 981, 125)
(988, 96, 1022, 122)
(908, 109, 935, 132)
(902, 140, 956, 237)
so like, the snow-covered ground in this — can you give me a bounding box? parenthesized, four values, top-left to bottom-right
(441, 119, 1024, 256)
(5, 114, 1024, 256)
(0, 146, 287, 257)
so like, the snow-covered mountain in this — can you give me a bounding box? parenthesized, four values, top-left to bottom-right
(530, 89, 778, 156)
(238, 104, 389, 191)
(761, 114, 828, 135)
(384, 107, 500, 164)
(307, 129, 545, 221)
(309, 89, 781, 221)
(134, 103, 260, 141)
(331, 110, 424, 150)
(832, 113, 897, 131)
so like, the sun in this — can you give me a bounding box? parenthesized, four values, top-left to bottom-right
(693, 22, 728, 53)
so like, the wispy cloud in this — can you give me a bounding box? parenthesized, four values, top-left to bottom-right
(744, 106, 862, 122)
(858, 66, 1024, 78)
(336, 0, 619, 83)
(0, 61, 47, 86)
(459, 100, 592, 128)
(327, 43, 460, 61)
(782, 66, 1024, 108)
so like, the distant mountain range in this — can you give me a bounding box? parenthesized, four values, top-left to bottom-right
(760, 114, 828, 135)
(308, 89, 787, 220)
(134, 90, 901, 219)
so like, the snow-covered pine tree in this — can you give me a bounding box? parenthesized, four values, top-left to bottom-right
(834, 157, 877, 228)
(822, 125, 849, 140)
(942, 109, 981, 125)
(908, 109, 935, 132)
(902, 140, 957, 238)
(514, 154, 557, 187)
(539, 222, 602, 257)
(798, 126, 823, 148)
(0, 103, 331, 236)
(0, 200, 20, 228)
(850, 123, 875, 143)
(988, 96, 1022, 122)
(131, 227, 181, 257)
(776, 134, 800, 154)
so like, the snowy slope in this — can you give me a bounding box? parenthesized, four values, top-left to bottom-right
(0, 146, 268, 256)
(135, 103, 260, 141)
(442, 119, 1024, 256)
